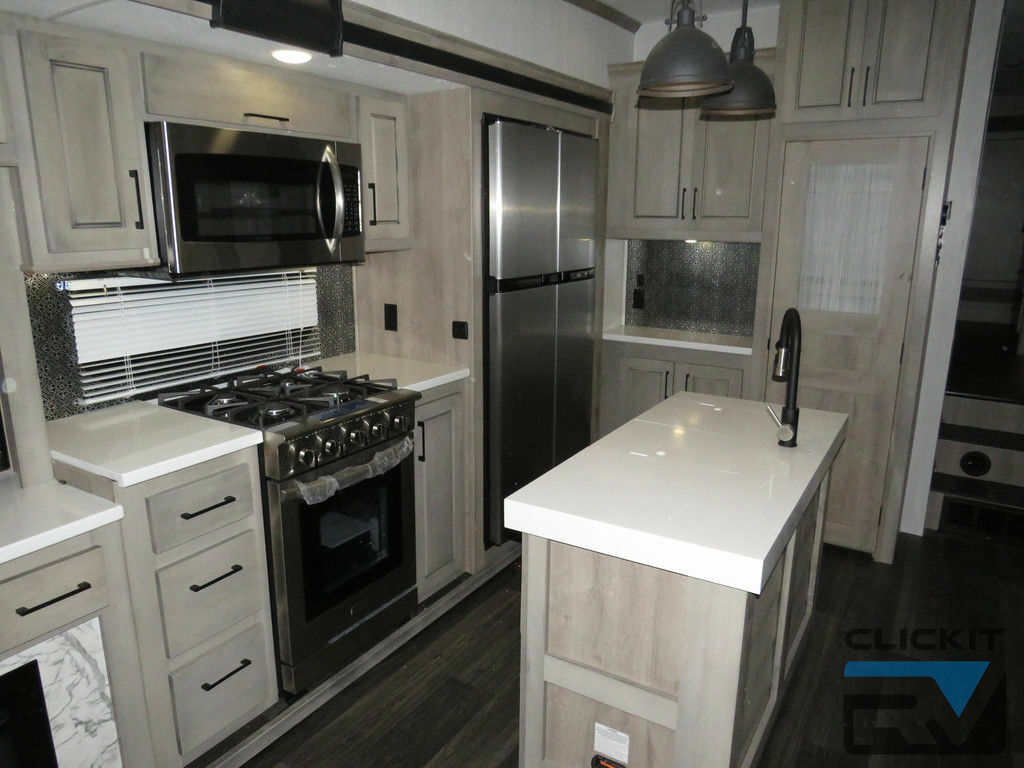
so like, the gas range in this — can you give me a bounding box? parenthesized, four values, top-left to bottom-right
(157, 366, 420, 480)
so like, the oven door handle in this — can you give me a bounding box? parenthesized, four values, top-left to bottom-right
(280, 436, 414, 505)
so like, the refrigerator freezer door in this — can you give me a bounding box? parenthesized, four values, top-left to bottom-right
(488, 121, 559, 280)
(554, 278, 595, 465)
(487, 284, 557, 545)
(558, 133, 599, 272)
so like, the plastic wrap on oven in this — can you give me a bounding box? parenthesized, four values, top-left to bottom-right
(293, 437, 413, 505)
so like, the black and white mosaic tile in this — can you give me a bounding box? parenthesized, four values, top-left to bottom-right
(624, 240, 759, 337)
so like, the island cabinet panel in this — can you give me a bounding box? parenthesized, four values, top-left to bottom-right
(359, 97, 412, 249)
(546, 542, 689, 697)
(543, 684, 676, 767)
(778, 0, 969, 122)
(20, 32, 158, 269)
(142, 53, 355, 139)
(782, 490, 822, 678)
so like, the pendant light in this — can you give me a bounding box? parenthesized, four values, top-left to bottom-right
(639, 1, 732, 98)
(700, 0, 776, 116)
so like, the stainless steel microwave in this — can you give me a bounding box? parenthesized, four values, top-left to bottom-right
(147, 122, 364, 275)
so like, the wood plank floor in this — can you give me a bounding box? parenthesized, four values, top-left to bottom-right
(243, 533, 1024, 767)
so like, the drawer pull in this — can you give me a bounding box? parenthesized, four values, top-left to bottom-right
(189, 564, 243, 593)
(16, 581, 92, 616)
(181, 495, 236, 521)
(243, 111, 290, 122)
(200, 658, 252, 692)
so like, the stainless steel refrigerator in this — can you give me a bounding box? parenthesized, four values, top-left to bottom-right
(484, 118, 598, 546)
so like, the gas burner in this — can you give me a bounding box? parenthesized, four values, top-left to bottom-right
(239, 401, 307, 428)
(289, 368, 347, 385)
(203, 391, 265, 418)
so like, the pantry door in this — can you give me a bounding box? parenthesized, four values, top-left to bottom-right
(766, 136, 929, 552)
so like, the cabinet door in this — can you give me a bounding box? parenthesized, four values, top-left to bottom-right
(20, 33, 155, 262)
(676, 362, 743, 398)
(414, 392, 465, 602)
(766, 137, 929, 552)
(692, 114, 770, 233)
(782, 492, 821, 678)
(359, 97, 411, 248)
(0, 47, 12, 155)
(619, 356, 673, 422)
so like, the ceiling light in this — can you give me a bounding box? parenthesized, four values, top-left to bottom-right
(700, 0, 776, 116)
(639, 1, 731, 98)
(272, 49, 313, 65)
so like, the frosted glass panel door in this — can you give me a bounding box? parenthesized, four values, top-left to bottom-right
(767, 137, 929, 553)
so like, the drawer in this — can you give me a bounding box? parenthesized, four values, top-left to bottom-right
(156, 531, 261, 657)
(143, 53, 355, 139)
(0, 547, 108, 653)
(146, 464, 253, 553)
(169, 623, 271, 755)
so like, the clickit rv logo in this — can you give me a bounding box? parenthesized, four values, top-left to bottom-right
(843, 627, 1006, 754)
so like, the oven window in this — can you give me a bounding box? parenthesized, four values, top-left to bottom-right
(299, 462, 405, 620)
(175, 154, 336, 242)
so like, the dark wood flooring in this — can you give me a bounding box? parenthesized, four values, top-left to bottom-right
(244, 533, 1024, 768)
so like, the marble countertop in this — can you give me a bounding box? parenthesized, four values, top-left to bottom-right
(48, 402, 263, 487)
(504, 392, 847, 594)
(314, 352, 470, 392)
(0, 474, 123, 566)
(603, 324, 753, 355)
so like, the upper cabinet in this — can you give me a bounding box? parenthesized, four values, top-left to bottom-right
(142, 53, 355, 139)
(20, 32, 158, 270)
(358, 96, 412, 250)
(778, 0, 970, 123)
(606, 59, 772, 241)
(0, 47, 13, 158)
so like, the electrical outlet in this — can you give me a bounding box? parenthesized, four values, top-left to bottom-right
(632, 288, 645, 310)
(636, 272, 645, 288)
(452, 321, 469, 339)
(384, 303, 398, 331)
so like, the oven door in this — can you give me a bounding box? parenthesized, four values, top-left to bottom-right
(148, 121, 364, 274)
(266, 435, 415, 693)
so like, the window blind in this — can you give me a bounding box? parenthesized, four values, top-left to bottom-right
(61, 270, 320, 404)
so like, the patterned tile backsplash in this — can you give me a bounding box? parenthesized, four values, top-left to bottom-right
(624, 240, 759, 337)
(26, 265, 356, 421)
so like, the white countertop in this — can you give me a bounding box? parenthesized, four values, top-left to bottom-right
(504, 392, 847, 594)
(0, 474, 123, 566)
(314, 352, 470, 392)
(48, 402, 263, 487)
(603, 324, 753, 355)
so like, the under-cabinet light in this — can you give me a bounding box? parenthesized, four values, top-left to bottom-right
(272, 49, 313, 64)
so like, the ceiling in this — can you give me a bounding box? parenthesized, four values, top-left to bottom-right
(603, 0, 776, 26)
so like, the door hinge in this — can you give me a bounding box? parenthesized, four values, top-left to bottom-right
(935, 200, 952, 265)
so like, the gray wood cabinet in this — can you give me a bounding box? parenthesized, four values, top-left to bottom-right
(520, 482, 829, 768)
(606, 59, 772, 241)
(601, 344, 745, 435)
(778, 0, 968, 122)
(359, 96, 412, 251)
(142, 52, 356, 139)
(0, 48, 12, 158)
(414, 385, 466, 602)
(53, 448, 278, 768)
(19, 32, 158, 269)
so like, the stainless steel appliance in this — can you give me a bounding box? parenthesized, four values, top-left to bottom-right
(147, 122, 364, 275)
(484, 118, 598, 546)
(158, 368, 419, 694)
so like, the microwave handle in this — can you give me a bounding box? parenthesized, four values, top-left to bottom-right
(319, 145, 344, 251)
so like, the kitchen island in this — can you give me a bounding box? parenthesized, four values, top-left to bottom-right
(505, 391, 846, 768)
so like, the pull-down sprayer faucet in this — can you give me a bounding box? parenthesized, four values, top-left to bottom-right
(771, 307, 801, 447)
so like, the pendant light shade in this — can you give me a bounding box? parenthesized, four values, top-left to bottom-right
(700, 4, 776, 115)
(639, 4, 732, 98)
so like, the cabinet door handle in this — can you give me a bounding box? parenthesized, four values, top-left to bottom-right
(128, 170, 144, 230)
(862, 66, 870, 107)
(181, 495, 236, 521)
(16, 582, 91, 616)
(201, 658, 251, 692)
(189, 564, 243, 593)
(368, 182, 378, 225)
(243, 111, 290, 122)
(692, 187, 698, 220)
(680, 187, 687, 220)
(416, 420, 426, 461)
(684, 373, 691, 391)
(663, 371, 670, 399)
(847, 67, 856, 108)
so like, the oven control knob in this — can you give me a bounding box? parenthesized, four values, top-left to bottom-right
(297, 448, 316, 467)
(391, 414, 409, 433)
(322, 439, 341, 457)
(348, 429, 366, 448)
(370, 422, 386, 441)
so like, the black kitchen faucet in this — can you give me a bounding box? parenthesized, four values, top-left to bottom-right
(772, 307, 801, 447)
